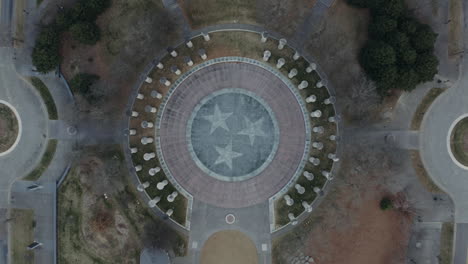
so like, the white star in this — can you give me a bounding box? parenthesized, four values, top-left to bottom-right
(238, 116, 266, 145)
(203, 104, 232, 134)
(214, 141, 243, 170)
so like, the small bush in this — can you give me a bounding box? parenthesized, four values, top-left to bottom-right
(70, 73, 100, 95)
(380, 197, 393, 210)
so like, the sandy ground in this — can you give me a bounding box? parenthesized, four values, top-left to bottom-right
(305, 192, 410, 264)
(200, 230, 259, 264)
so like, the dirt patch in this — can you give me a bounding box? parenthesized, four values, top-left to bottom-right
(60, 0, 181, 116)
(305, 192, 410, 264)
(58, 145, 187, 263)
(305, 0, 388, 125)
(200, 230, 258, 264)
(179, 0, 316, 37)
(273, 143, 413, 264)
(256, 0, 317, 37)
(0, 103, 19, 153)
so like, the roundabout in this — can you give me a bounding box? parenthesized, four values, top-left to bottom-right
(0, 100, 21, 156)
(448, 114, 468, 169)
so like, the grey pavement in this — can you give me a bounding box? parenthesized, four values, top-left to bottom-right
(10, 181, 56, 264)
(0, 47, 48, 208)
(419, 0, 468, 263)
(407, 222, 442, 264)
(454, 223, 468, 264)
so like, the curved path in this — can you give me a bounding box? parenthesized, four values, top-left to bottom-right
(0, 47, 48, 207)
(420, 3, 468, 223)
(420, 1, 468, 263)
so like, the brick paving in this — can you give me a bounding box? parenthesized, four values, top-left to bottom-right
(158, 62, 308, 208)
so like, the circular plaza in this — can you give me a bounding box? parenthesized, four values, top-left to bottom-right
(157, 59, 310, 208)
(126, 31, 339, 229)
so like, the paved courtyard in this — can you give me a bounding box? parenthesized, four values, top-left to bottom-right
(158, 60, 310, 208)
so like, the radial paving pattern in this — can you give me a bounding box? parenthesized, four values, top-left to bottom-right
(157, 59, 310, 208)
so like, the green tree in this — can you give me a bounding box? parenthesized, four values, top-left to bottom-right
(35, 25, 60, 47)
(70, 22, 101, 45)
(361, 41, 396, 70)
(32, 46, 61, 73)
(346, 0, 372, 8)
(411, 24, 438, 52)
(373, 0, 405, 18)
(399, 47, 417, 65)
(415, 52, 438, 82)
(386, 31, 409, 50)
(396, 67, 420, 91)
(398, 16, 419, 35)
(369, 15, 398, 37)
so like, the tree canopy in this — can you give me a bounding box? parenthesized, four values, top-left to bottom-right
(70, 22, 101, 45)
(347, 0, 439, 94)
(31, 0, 110, 73)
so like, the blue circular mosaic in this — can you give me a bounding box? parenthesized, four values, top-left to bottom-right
(187, 89, 279, 182)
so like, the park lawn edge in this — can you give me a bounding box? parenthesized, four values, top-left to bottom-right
(23, 139, 58, 181)
(29, 77, 59, 120)
(411, 87, 446, 130)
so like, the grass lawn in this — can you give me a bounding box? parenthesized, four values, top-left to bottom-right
(410, 150, 444, 193)
(448, 0, 464, 57)
(411, 88, 446, 130)
(10, 209, 35, 264)
(450, 117, 468, 166)
(180, 0, 257, 29)
(440, 222, 454, 264)
(23, 139, 57, 181)
(30, 77, 58, 120)
(13, 0, 25, 46)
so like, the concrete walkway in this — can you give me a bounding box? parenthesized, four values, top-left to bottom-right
(188, 200, 272, 264)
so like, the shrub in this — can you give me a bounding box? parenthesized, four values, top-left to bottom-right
(70, 22, 101, 45)
(380, 197, 393, 210)
(70, 73, 100, 95)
